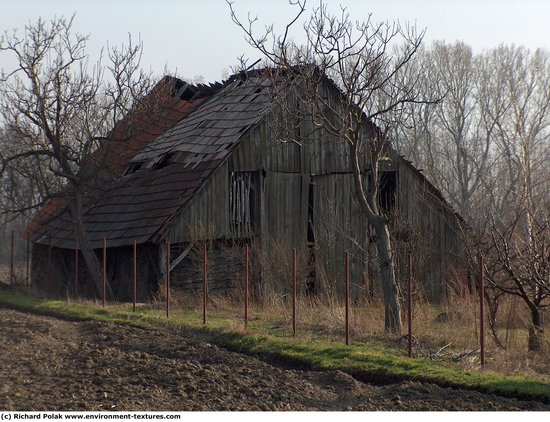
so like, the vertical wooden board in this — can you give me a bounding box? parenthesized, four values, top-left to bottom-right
(222, 166, 230, 234)
(260, 168, 267, 237)
(229, 124, 264, 172)
(166, 162, 230, 243)
(348, 174, 368, 300)
(289, 172, 305, 245)
(332, 174, 343, 297)
(255, 112, 301, 173)
(263, 124, 273, 172)
(312, 173, 362, 298)
(158, 240, 166, 282)
(263, 171, 306, 246)
(300, 118, 309, 174)
(285, 174, 293, 239)
(305, 140, 314, 175)
(332, 137, 346, 173)
(312, 175, 328, 293)
(264, 171, 277, 241)
(300, 174, 310, 243)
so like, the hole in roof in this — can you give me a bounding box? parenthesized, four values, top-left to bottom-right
(254, 87, 263, 93)
(152, 152, 175, 170)
(123, 161, 144, 176)
(180, 86, 196, 101)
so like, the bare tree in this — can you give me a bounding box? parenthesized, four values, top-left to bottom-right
(485, 213, 549, 351)
(394, 42, 497, 228)
(0, 16, 155, 297)
(0, 126, 50, 219)
(481, 46, 550, 352)
(228, 0, 437, 332)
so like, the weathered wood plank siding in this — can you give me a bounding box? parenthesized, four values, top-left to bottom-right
(31, 243, 159, 301)
(263, 171, 308, 246)
(229, 119, 301, 173)
(159, 95, 464, 301)
(164, 161, 231, 243)
(312, 173, 370, 299)
(229, 109, 366, 176)
(395, 156, 465, 301)
(168, 241, 244, 296)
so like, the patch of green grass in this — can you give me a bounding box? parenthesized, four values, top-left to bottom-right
(0, 289, 549, 403)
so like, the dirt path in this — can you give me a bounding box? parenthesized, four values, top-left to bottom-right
(0, 307, 547, 411)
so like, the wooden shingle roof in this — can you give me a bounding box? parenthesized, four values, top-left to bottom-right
(29, 75, 272, 249)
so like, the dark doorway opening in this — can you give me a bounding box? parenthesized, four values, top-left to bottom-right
(379, 171, 398, 213)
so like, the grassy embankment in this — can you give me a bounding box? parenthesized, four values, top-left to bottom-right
(0, 287, 549, 403)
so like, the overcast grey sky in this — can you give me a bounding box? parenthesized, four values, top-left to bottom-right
(1, 0, 549, 83)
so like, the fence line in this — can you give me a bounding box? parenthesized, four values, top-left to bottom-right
(5, 239, 495, 365)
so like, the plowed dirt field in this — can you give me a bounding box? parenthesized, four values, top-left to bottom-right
(0, 307, 548, 411)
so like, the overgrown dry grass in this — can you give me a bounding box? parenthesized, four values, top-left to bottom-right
(2, 282, 549, 401)
(4, 257, 547, 378)
(152, 284, 550, 377)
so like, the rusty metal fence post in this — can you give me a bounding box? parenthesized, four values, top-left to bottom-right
(133, 240, 137, 312)
(479, 255, 485, 367)
(10, 230, 14, 284)
(292, 247, 297, 337)
(407, 251, 413, 358)
(47, 235, 52, 290)
(74, 239, 79, 297)
(345, 250, 350, 345)
(244, 244, 249, 330)
(203, 242, 208, 325)
(26, 236, 30, 287)
(102, 238, 106, 307)
(166, 240, 170, 319)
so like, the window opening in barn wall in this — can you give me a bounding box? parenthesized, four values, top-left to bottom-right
(379, 171, 398, 214)
(230, 171, 262, 237)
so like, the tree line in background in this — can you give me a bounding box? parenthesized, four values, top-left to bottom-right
(392, 42, 549, 350)
(0, 4, 548, 351)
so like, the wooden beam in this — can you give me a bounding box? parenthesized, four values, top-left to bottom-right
(170, 243, 193, 272)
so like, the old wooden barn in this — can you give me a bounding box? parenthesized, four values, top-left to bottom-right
(26, 70, 466, 303)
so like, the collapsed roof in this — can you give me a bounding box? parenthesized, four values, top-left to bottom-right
(27, 74, 272, 249)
